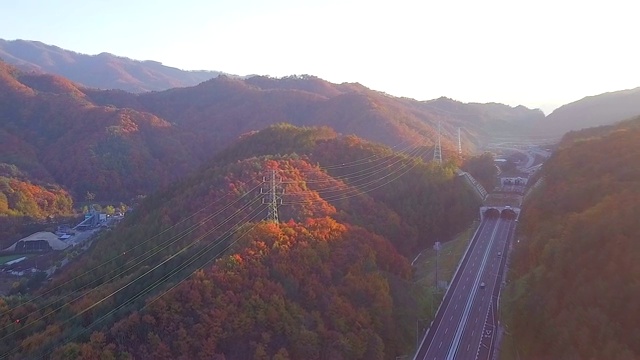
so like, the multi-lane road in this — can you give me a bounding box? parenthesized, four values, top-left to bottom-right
(415, 214, 515, 360)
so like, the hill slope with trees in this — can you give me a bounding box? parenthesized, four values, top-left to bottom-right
(0, 58, 543, 204)
(0, 60, 195, 202)
(504, 116, 640, 359)
(85, 74, 544, 157)
(0, 124, 480, 359)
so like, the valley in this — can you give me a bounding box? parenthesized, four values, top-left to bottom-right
(0, 38, 639, 359)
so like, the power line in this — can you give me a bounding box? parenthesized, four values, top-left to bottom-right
(3, 139, 422, 323)
(2, 137, 436, 356)
(292, 145, 426, 190)
(282, 146, 427, 198)
(36, 206, 268, 360)
(0, 189, 244, 318)
(283, 145, 433, 205)
(0, 195, 264, 349)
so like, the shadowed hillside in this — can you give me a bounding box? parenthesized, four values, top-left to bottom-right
(504, 116, 640, 359)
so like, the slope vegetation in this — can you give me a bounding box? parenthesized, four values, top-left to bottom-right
(505, 117, 640, 359)
(85, 74, 545, 158)
(1, 59, 543, 205)
(0, 60, 195, 201)
(0, 125, 479, 359)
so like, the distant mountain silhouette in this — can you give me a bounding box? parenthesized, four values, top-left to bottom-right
(538, 87, 640, 136)
(0, 39, 224, 92)
(417, 97, 545, 140)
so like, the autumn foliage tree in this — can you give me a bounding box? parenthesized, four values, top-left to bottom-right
(2, 125, 479, 359)
(505, 117, 640, 359)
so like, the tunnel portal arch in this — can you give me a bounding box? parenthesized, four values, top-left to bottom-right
(480, 206, 520, 221)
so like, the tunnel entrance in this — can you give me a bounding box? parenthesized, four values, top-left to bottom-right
(501, 209, 517, 219)
(483, 208, 500, 218)
(480, 206, 520, 221)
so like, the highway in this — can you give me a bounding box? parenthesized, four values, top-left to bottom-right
(415, 214, 515, 360)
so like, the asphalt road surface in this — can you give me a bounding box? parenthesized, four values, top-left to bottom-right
(415, 216, 514, 360)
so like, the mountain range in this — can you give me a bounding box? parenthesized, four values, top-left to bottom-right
(2, 38, 640, 208)
(4, 39, 640, 141)
(0, 39, 224, 93)
(0, 56, 543, 205)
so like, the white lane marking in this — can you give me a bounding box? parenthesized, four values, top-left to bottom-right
(439, 341, 443, 349)
(446, 219, 502, 360)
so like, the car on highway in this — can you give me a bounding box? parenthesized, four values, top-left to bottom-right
(498, 251, 502, 257)
(480, 282, 486, 289)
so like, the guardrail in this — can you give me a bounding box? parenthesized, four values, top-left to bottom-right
(413, 219, 488, 359)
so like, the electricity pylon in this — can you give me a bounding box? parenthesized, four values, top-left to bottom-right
(261, 170, 283, 223)
(434, 122, 443, 164)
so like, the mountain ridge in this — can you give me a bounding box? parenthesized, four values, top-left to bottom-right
(0, 39, 226, 93)
(0, 56, 544, 204)
(4, 38, 640, 141)
(534, 87, 640, 136)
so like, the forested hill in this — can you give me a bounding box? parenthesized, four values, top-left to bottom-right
(0, 60, 196, 202)
(0, 39, 222, 93)
(83, 74, 538, 157)
(0, 124, 480, 359)
(505, 116, 640, 359)
(0, 59, 542, 205)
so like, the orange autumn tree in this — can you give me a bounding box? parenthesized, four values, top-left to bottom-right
(61, 218, 411, 359)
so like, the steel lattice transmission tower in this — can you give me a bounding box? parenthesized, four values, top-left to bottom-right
(433, 121, 443, 164)
(458, 127, 462, 155)
(261, 170, 283, 223)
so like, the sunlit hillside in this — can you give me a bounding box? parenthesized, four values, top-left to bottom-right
(0, 125, 479, 359)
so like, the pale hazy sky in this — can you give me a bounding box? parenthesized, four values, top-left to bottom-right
(1, 0, 638, 113)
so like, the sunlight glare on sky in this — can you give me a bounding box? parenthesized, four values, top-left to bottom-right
(1, 0, 638, 113)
